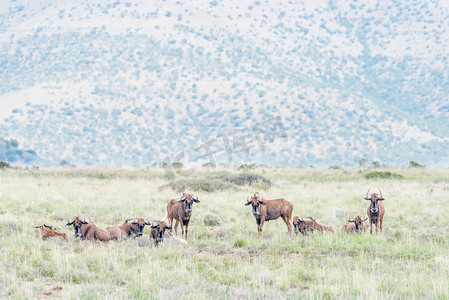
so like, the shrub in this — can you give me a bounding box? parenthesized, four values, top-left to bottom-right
(234, 236, 247, 248)
(159, 179, 238, 192)
(203, 214, 220, 226)
(237, 163, 256, 171)
(0, 161, 11, 169)
(216, 173, 272, 187)
(329, 165, 341, 170)
(172, 162, 183, 169)
(365, 171, 404, 179)
(371, 161, 381, 169)
(409, 161, 425, 168)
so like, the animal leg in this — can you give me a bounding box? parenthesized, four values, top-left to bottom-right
(258, 220, 264, 238)
(180, 223, 184, 238)
(185, 223, 189, 240)
(380, 218, 383, 232)
(281, 215, 292, 237)
(174, 219, 179, 236)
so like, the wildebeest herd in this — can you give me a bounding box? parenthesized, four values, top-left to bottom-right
(36, 189, 386, 245)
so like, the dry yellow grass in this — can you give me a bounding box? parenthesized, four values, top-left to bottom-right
(0, 167, 448, 298)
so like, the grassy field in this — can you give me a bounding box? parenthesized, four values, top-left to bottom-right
(0, 167, 448, 299)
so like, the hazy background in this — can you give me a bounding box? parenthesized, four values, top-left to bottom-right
(1, 0, 448, 168)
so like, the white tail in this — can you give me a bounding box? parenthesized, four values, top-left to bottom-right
(161, 211, 171, 227)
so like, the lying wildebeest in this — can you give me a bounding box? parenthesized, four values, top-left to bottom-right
(106, 218, 150, 241)
(150, 220, 172, 246)
(35, 224, 68, 240)
(165, 192, 200, 240)
(292, 216, 334, 235)
(343, 215, 368, 233)
(245, 192, 293, 237)
(364, 188, 386, 234)
(66, 216, 110, 242)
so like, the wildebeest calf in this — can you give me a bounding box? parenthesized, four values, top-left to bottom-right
(292, 216, 334, 235)
(150, 220, 172, 246)
(35, 224, 68, 240)
(66, 216, 110, 242)
(343, 215, 368, 233)
(106, 218, 150, 241)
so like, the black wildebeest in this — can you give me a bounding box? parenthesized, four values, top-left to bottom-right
(35, 224, 69, 240)
(165, 192, 200, 240)
(292, 216, 334, 235)
(106, 218, 150, 241)
(66, 216, 110, 242)
(364, 188, 386, 234)
(150, 220, 172, 246)
(343, 215, 368, 233)
(245, 192, 293, 237)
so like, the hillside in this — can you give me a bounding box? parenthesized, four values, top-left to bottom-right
(1, 0, 448, 167)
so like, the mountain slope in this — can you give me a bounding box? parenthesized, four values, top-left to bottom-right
(1, 0, 448, 167)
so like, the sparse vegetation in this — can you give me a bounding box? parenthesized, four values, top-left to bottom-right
(159, 178, 238, 192)
(216, 173, 272, 188)
(0, 161, 11, 168)
(1, 167, 449, 299)
(409, 160, 425, 168)
(365, 171, 404, 179)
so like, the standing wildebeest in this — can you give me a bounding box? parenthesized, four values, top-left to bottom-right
(343, 215, 368, 233)
(292, 216, 334, 235)
(66, 216, 110, 242)
(106, 218, 150, 241)
(165, 192, 200, 240)
(150, 220, 172, 246)
(35, 224, 69, 240)
(245, 192, 293, 237)
(364, 188, 386, 234)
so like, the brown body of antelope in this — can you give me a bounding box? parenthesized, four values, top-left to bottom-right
(365, 189, 386, 234)
(150, 220, 172, 246)
(106, 218, 150, 241)
(292, 216, 334, 235)
(35, 224, 69, 240)
(245, 192, 293, 237)
(343, 215, 368, 233)
(66, 216, 110, 242)
(166, 193, 200, 240)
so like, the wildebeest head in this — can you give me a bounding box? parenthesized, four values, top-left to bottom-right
(178, 192, 200, 213)
(244, 192, 266, 216)
(66, 216, 88, 237)
(35, 224, 54, 230)
(151, 220, 171, 242)
(348, 215, 368, 232)
(126, 218, 150, 237)
(292, 216, 314, 234)
(364, 188, 385, 214)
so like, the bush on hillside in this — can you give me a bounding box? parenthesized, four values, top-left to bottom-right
(159, 178, 238, 192)
(216, 173, 272, 187)
(0, 161, 11, 169)
(365, 171, 404, 179)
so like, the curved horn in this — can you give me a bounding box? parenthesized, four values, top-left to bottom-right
(348, 215, 354, 222)
(378, 188, 384, 200)
(364, 188, 371, 200)
(259, 193, 264, 203)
